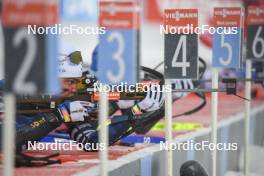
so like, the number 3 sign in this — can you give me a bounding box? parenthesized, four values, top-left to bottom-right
(212, 7, 244, 68)
(98, 1, 140, 85)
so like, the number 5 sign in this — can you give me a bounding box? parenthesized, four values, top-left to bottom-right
(164, 9, 198, 79)
(212, 7, 244, 68)
(246, 6, 264, 60)
(98, 1, 140, 85)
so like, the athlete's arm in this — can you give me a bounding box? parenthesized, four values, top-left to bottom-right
(1, 100, 95, 151)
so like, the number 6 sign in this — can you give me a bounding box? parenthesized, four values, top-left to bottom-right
(212, 7, 244, 68)
(98, 1, 140, 85)
(247, 6, 264, 60)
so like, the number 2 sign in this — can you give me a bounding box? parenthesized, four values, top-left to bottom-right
(212, 7, 244, 68)
(98, 1, 140, 85)
(2, 0, 60, 95)
(164, 9, 198, 79)
(246, 6, 264, 60)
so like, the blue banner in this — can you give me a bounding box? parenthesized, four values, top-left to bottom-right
(98, 29, 138, 85)
(213, 28, 242, 68)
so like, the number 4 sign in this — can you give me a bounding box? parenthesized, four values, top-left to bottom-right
(246, 6, 264, 60)
(164, 9, 198, 79)
(212, 7, 244, 68)
(98, 1, 140, 85)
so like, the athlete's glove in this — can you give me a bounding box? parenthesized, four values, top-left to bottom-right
(171, 79, 194, 100)
(70, 123, 98, 151)
(135, 84, 164, 113)
(57, 101, 96, 122)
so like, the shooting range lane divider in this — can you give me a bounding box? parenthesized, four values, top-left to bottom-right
(244, 60, 251, 176)
(99, 89, 109, 176)
(3, 94, 15, 176)
(211, 68, 219, 176)
(244, 5, 264, 176)
(164, 79, 173, 176)
(164, 8, 199, 176)
(1, 1, 59, 176)
(212, 7, 244, 176)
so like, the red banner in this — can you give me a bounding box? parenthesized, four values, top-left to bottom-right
(99, 1, 140, 30)
(2, 0, 58, 27)
(247, 6, 264, 25)
(164, 9, 198, 34)
(214, 7, 244, 27)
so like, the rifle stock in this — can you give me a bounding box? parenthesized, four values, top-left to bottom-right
(16, 91, 146, 115)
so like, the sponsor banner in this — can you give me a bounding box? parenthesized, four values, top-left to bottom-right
(2, 0, 58, 26)
(247, 6, 264, 25)
(92, 91, 121, 101)
(214, 7, 244, 27)
(99, 1, 140, 30)
(164, 9, 198, 29)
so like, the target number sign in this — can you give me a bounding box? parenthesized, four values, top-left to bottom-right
(164, 9, 198, 79)
(98, 1, 140, 85)
(1, 0, 59, 95)
(212, 7, 244, 68)
(246, 6, 264, 60)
